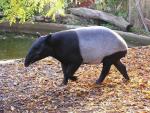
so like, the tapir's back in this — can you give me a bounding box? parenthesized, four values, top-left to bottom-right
(73, 26, 128, 63)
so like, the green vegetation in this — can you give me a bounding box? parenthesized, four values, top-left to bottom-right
(0, 0, 65, 24)
(0, 0, 129, 25)
(129, 27, 150, 36)
(95, 0, 128, 18)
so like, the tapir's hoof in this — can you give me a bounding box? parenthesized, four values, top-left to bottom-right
(61, 82, 67, 86)
(96, 79, 103, 85)
(62, 79, 68, 85)
(59, 83, 68, 87)
(122, 78, 130, 83)
(70, 76, 78, 81)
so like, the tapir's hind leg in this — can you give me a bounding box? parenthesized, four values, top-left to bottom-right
(114, 60, 129, 80)
(61, 63, 81, 85)
(96, 51, 129, 84)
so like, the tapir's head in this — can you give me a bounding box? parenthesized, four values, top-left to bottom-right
(24, 34, 53, 67)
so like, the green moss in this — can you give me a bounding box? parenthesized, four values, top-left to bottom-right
(129, 27, 150, 36)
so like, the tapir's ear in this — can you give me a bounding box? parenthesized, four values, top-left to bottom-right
(47, 33, 52, 38)
(36, 32, 41, 38)
(45, 33, 53, 44)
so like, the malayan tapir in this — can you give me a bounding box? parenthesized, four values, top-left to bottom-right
(24, 26, 129, 85)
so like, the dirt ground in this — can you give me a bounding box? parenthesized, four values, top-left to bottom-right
(0, 46, 150, 113)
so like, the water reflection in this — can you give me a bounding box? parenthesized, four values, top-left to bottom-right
(0, 33, 35, 60)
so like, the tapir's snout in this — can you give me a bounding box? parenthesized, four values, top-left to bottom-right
(24, 61, 29, 67)
(24, 54, 35, 67)
(24, 53, 44, 67)
(24, 57, 36, 67)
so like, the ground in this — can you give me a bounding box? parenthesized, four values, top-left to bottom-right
(0, 46, 150, 113)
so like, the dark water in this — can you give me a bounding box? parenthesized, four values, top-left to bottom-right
(0, 33, 35, 60)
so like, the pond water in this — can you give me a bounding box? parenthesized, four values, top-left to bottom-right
(0, 33, 35, 60)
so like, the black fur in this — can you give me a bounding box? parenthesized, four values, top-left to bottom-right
(25, 35, 54, 67)
(25, 31, 83, 85)
(96, 51, 129, 84)
(51, 30, 83, 64)
(51, 31, 83, 84)
(61, 63, 81, 85)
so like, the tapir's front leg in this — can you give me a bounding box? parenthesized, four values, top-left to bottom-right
(61, 63, 81, 85)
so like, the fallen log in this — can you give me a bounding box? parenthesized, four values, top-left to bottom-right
(69, 8, 132, 31)
(0, 22, 81, 34)
(114, 30, 150, 46)
(0, 22, 149, 46)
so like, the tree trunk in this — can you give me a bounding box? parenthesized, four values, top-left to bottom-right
(145, 18, 150, 30)
(128, 0, 150, 29)
(69, 7, 132, 31)
(135, 0, 149, 31)
(128, 0, 142, 28)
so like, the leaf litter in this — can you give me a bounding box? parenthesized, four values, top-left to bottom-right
(0, 46, 150, 113)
